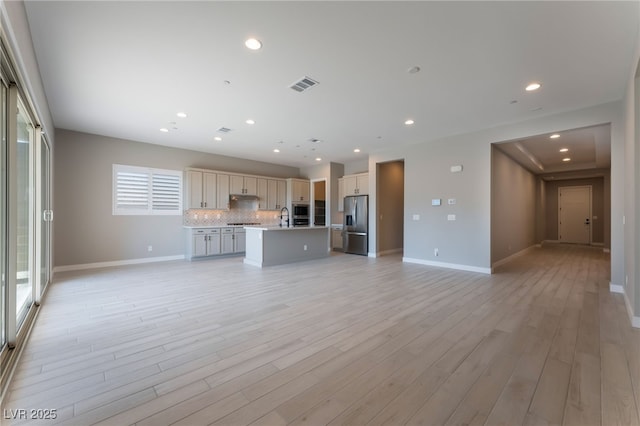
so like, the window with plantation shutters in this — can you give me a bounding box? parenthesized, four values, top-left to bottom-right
(113, 165, 182, 215)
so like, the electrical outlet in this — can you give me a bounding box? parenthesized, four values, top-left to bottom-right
(434, 248, 439, 257)
(147, 245, 153, 252)
(304, 244, 308, 251)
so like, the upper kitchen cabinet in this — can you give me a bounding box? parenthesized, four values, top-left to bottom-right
(287, 178, 310, 204)
(217, 173, 230, 210)
(185, 169, 217, 209)
(343, 172, 368, 196)
(266, 179, 286, 210)
(338, 177, 345, 212)
(230, 175, 257, 196)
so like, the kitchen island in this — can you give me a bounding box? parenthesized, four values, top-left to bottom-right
(243, 225, 330, 267)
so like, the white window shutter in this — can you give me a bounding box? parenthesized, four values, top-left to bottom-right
(113, 165, 182, 215)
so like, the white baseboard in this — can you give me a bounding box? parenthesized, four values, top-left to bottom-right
(402, 257, 491, 275)
(610, 283, 624, 294)
(610, 281, 640, 329)
(491, 245, 537, 272)
(53, 255, 185, 273)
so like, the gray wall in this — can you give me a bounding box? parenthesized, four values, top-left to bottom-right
(344, 159, 368, 175)
(54, 129, 300, 267)
(300, 162, 344, 226)
(377, 161, 404, 254)
(544, 177, 607, 245)
(624, 42, 640, 318)
(491, 147, 537, 265)
(369, 101, 625, 282)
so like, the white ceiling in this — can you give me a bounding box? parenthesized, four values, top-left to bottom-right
(23, 1, 639, 169)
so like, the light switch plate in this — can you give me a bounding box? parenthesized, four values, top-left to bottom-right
(447, 214, 456, 221)
(448, 198, 456, 205)
(412, 214, 420, 221)
(431, 199, 441, 206)
(450, 165, 463, 173)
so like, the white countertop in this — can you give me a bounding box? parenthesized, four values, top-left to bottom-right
(244, 225, 330, 231)
(183, 225, 269, 229)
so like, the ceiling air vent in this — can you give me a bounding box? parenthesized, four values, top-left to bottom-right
(217, 127, 232, 133)
(290, 76, 319, 93)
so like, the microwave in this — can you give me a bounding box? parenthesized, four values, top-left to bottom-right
(292, 204, 309, 217)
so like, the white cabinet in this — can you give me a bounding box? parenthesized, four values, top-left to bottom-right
(217, 174, 230, 210)
(332, 226, 343, 250)
(221, 228, 235, 254)
(186, 170, 217, 209)
(234, 228, 246, 253)
(338, 177, 345, 212)
(343, 173, 368, 196)
(257, 178, 269, 209)
(258, 178, 286, 210)
(186, 227, 245, 260)
(287, 178, 310, 204)
(188, 228, 221, 259)
(266, 179, 286, 210)
(230, 175, 257, 196)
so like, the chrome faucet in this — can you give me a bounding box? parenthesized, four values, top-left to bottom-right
(279, 206, 290, 227)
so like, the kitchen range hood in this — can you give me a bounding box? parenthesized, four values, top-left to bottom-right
(229, 194, 259, 201)
(229, 194, 259, 210)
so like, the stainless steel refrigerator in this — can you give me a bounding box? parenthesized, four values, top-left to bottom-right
(343, 195, 368, 255)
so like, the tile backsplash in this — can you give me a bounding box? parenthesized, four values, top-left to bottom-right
(183, 209, 282, 227)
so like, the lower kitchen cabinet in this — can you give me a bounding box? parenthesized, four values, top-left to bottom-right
(190, 228, 221, 258)
(186, 227, 246, 260)
(331, 226, 343, 251)
(234, 228, 246, 252)
(221, 228, 235, 254)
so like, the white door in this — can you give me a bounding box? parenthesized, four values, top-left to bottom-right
(559, 186, 591, 244)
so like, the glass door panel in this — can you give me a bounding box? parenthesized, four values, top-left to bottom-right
(0, 82, 6, 347)
(16, 102, 33, 327)
(40, 136, 50, 295)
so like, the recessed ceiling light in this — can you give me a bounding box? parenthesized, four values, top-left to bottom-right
(354, 148, 361, 153)
(214, 136, 222, 141)
(273, 148, 280, 153)
(559, 148, 569, 153)
(562, 158, 571, 162)
(526, 82, 541, 91)
(245, 38, 262, 50)
(160, 128, 169, 133)
(176, 112, 187, 118)
(404, 119, 414, 125)
(550, 134, 560, 139)
(315, 157, 322, 162)
(246, 119, 255, 125)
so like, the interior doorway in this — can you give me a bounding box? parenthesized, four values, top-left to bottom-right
(311, 179, 326, 226)
(558, 185, 592, 244)
(376, 160, 404, 256)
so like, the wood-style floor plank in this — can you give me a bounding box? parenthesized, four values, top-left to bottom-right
(1, 245, 637, 426)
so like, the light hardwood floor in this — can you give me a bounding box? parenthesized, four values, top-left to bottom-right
(2, 245, 639, 425)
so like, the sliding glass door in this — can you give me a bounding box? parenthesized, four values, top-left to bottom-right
(16, 101, 34, 327)
(0, 80, 6, 349)
(39, 135, 51, 298)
